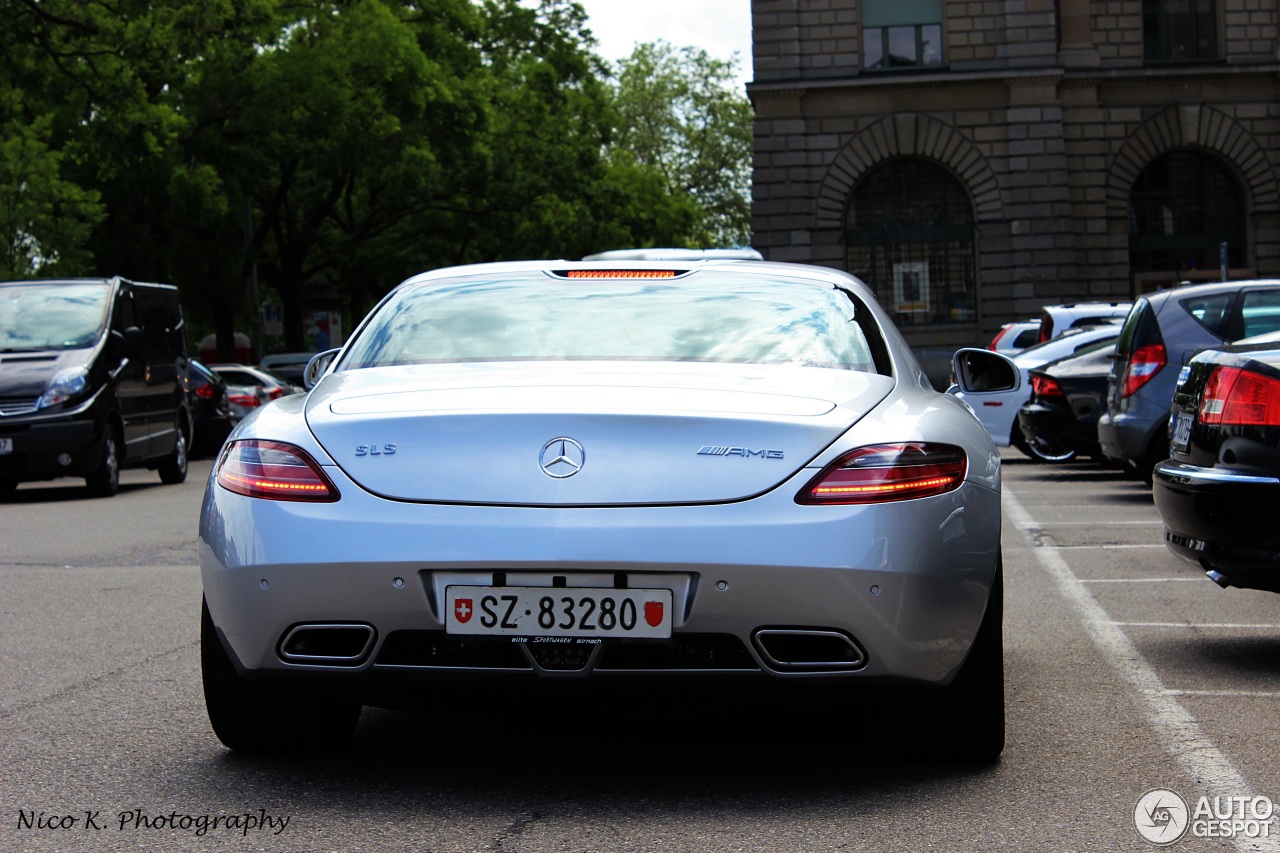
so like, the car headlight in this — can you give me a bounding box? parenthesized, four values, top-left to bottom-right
(37, 367, 89, 409)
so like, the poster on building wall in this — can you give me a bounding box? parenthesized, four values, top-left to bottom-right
(304, 311, 343, 351)
(893, 261, 930, 314)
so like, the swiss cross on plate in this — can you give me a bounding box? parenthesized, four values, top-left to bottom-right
(454, 598, 473, 624)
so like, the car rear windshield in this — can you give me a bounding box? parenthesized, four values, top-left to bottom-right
(0, 282, 111, 352)
(343, 273, 883, 372)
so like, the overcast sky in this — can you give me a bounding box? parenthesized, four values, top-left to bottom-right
(573, 0, 753, 91)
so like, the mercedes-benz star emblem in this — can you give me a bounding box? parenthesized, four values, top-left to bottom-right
(539, 437, 585, 479)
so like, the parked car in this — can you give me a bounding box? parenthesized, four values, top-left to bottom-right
(1098, 279, 1280, 483)
(224, 383, 269, 420)
(184, 359, 234, 457)
(1152, 341, 1280, 593)
(988, 320, 1040, 354)
(208, 363, 300, 400)
(1016, 340, 1117, 462)
(259, 352, 315, 387)
(1036, 301, 1131, 344)
(199, 259, 1011, 760)
(950, 324, 1123, 459)
(0, 277, 190, 496)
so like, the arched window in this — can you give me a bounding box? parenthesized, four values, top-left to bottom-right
(845, 159, 976, 326)
(1129, 150, 1246, 282)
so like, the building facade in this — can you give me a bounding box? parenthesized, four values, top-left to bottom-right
(748, 0, 1280, 353)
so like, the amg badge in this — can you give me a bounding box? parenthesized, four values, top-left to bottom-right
(697, 446, 784, 459)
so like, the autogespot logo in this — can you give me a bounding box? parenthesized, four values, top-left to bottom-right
(1135, 789, 1190, 845)
(1134, 789, 1277, 845)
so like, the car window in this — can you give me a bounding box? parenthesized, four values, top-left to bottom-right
(343, 274, 882, 372)
(0, 282, 111, 351)
(1115, 299, 1152, 357)
(216, 369, 257, 385)
(1239, 289, 1280, 339)
(1180, 293, 1234, 337)
(1013, 328, 1039, 348)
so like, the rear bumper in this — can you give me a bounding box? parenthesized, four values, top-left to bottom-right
(1018, 402, 1099, 456)
(1152, 460, 1280, 591)
(200, 466, 1003, 691)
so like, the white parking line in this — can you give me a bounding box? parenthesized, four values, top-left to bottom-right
(1113, 622, 1280, 630)
(1051, 543, 1169, 550)
(1006, 489, 1280, 853)
(1079, 578, 1202, 583)
(1034, 520, 1166, 526)
(1167, 690, 1280, 698)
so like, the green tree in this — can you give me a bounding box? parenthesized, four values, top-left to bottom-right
(610, 41, 753, 248)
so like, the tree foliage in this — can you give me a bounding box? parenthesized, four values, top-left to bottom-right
(0, 0, 754, 352)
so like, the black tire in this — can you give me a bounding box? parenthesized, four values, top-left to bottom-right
(897, 561, 1005, 763)
(158, 416, 189, 484)
(201, 598, 361, 752)
(85, 426, 121, 497)
(1024, 436, 1077, 463)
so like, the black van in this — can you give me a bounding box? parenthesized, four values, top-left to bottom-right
(0, 277, 191, 497)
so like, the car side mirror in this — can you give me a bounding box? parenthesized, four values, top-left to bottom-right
(951, 348, 1020, 394)
(303, 348, 341, 389)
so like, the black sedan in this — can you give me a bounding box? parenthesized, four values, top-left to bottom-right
(184, 359, 235, 458)
(1016, 340, 1116, 462)
(1153, 343, 1280, 593)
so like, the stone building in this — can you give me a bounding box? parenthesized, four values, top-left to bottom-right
(747, 0, 1280, 356)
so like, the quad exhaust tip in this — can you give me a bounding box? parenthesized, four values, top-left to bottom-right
(279, 623, 376, 665)
(752, 628, 866, 672)
(1205, 569, 1232, 589)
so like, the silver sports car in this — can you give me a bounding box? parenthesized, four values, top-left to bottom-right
(199, 260, 1008, 761)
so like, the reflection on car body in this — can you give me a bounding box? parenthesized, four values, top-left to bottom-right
(199, 260, 1009, 761)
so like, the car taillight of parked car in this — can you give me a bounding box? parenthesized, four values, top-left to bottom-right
(1121, 343, 1167, 398)
(796, 443, 967, 505)
(1031, 374, 1064, 398)
(1198, 366, 1280, 426)
(266, 387, 285, 400)
(195, 383, 215, 399)
(227, 392, 261, 408)
(216, 440, 339, 501)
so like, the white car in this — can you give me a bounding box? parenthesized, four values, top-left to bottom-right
(950, 325, 1123, 459)
(198, 259, 1012, 760)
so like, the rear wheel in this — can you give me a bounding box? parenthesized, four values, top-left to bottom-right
(201, 598, 361, 752)
(897, 561, 1005, 763)
(85, 427, 121, 497)
(1024, 436, 1077, 463)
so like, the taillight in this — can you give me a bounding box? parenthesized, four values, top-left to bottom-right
(1031, 374, 1064, 398)
(1121, 343, 1167, 398)
(195, 383, 214, 399)
(216, 440, 339, 501)
(266, 386, 285, 400)
(227, 392, 261, 408)
(797, 443, 966, 505)
(1198, 366, 1280, 426)
(565, 270, 677, 279)
(987, 328, 1009, 352)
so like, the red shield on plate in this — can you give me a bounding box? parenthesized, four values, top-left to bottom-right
(454, 598, 473, 624)
(644, 601, 664, 628)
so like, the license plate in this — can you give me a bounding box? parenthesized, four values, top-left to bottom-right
(445, 585, 673, 639)
(0, 438, 11, 454)
(1172, 411, 1193, 451)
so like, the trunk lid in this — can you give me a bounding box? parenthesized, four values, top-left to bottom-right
(305, 362, 894, 505)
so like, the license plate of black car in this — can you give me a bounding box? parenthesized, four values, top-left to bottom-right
(444, 586, 673, 639)
(1172, 412, 1193, 451)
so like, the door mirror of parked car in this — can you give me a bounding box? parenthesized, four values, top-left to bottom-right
(951, 348, 1021, 394)
(303, 348, 341, 389)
